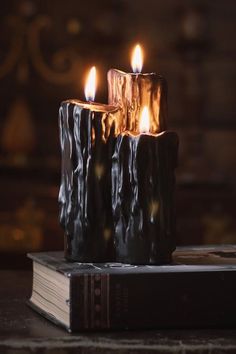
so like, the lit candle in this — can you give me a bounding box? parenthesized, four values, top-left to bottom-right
(139, 105, 150, 133)
(131, 44, 143, 73)
(59, 66, 122, 262)
(107, 44, 167, 134)
(84, 66, 96, 101)
(112, 106, 178, 264)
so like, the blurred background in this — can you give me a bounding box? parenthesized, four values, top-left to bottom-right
(0, 0, 235, 268)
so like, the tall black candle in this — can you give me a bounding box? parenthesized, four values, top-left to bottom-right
(108, 69, 167, 133)
(59, 99, 122, 262)
(111, 107, 178, 264)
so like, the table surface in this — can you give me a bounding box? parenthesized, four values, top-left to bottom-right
(1, 270, 236, 354)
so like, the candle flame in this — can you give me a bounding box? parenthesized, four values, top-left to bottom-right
(139, 106, 150, 133)
(131, 44, 143, 73)
(85, 66, 96, 101)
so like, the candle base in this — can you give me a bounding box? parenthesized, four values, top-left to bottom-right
(114, 238, 173, 265)
(64, 234, 115, 263)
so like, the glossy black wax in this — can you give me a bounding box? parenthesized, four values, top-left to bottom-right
(58, 101, 119, 262)
(108, 69, 168, 133)
(112, 131, 179, 264)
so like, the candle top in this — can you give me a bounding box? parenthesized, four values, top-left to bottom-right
(108, 68, 159, 77)
(62, 99, 119, 113)
(121, 130, 166, 138)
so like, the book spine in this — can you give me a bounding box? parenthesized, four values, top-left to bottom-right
(71, 273, 110, 330)
(70, 270, 236, 331)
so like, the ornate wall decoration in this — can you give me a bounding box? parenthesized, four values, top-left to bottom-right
(0, 12, 81, 85)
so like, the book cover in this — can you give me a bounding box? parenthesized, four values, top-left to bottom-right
(28, 245, 236, 331)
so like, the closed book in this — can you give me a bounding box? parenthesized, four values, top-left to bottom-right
(28, 245, 236, 332)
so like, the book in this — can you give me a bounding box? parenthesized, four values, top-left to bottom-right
(28, 245, 236, 332)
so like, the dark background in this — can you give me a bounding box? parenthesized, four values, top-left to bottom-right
(0, 0, 235, 267)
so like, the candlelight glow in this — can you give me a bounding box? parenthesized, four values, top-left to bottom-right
(85, 66, 96, 101)
(131, 44, 143, 73)
(139, 106, 150, 133)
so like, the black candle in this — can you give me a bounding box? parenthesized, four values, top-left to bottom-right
(111, 107, 178, 264)
(58, 67, 122, 262)
(107, 45, 167, 134)
(108, 69, 167, 133)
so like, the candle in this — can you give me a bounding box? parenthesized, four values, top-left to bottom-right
(112, 106, 178, 264)
(107, 44, 168, 134)
(59, 67, 122, 262)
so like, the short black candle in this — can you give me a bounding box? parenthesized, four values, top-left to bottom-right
(59, 99, 122, 262)
(112, 130, 178, 264)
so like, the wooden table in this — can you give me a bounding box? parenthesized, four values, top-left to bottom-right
(1, 270, 236, 353)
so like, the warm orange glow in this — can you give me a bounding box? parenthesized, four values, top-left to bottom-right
(139, 106, 150, 133)
(131, 44, 143, 73)
(84, 66, 96, 101)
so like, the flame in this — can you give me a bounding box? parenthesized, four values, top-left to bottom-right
(131, 44, 143, 73)
(139, 106, 150, 133)
(84, 66, 96, 101)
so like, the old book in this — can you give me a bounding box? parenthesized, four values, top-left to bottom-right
(28, 245, 236, 332)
